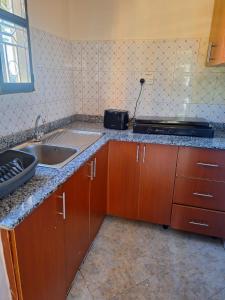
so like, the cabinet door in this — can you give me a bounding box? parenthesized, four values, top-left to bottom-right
(63, 163, 91, 290)
(208, 0, 225, 65)
(90, 144, 108, 241)
(138, 144, 178, 225)
(11, 190, 66, 300)
(107, 141, 140, 220)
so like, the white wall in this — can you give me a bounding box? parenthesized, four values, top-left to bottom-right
(68, 0, 214, 40)
(28, 0, 69, 39)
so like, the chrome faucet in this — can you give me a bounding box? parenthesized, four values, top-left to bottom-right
(34, 115, 45, 142)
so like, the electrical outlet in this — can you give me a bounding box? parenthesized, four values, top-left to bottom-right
(144, 73, 154, 85)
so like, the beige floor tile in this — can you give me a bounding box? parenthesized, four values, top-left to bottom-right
(67, 271, 93, 300)
(68, 217, 225, 300)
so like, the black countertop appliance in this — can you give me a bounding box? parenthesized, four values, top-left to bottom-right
(133, 116, 214, 138)
(104, 109, 129, 130)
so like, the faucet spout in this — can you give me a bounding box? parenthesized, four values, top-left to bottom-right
(34, 115, 44, 142)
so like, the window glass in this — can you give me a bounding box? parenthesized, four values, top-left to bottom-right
(0, 0, 26, 19)
(0, 18, 31, 83)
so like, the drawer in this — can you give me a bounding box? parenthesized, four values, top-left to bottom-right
(174, 177, 225, 211)
(177, 147, 225, 182)
(171, 204, 225, 239)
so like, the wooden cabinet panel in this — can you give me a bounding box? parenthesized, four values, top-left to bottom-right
(107, 141, 140, 220)
(63, 164, 91, 290)
(208, 0, 225, 66)
(138, 144, 178, 225)
(171, 204, 225, 239)
(177, 147, 225, 182)
(11, 190, 66, 300)
(174, 177, 225, 212)
(90, 144, 108, 241)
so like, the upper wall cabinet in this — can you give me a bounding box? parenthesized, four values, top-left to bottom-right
(207, 0, 225, 66)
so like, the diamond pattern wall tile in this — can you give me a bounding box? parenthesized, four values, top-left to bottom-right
(74, 70, 83, 100)
(82, 70, 99, 100)
(82, 41, 99, 72)
(213, 73, 225, 104)
(83, 99, 99, 115)
(1, 31, 225, 138)
(192, 72, 218, 103)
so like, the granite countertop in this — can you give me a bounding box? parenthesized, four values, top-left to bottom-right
(1, 121, 225, 230)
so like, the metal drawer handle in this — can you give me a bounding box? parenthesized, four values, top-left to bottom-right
(196, 162, 219, 168)
(193, 192, 214, 199)
(189, 221, 209, 227)
(143, 145, 146, 163)
(58, 192, 66, 220)
(88, 161, 94, 181)
(207, 42, 216, 63)
(136, 145, 140, 162)
(93, 158, 97, 178)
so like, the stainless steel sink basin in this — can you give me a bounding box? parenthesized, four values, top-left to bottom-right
(15, 129, 103, 168)
(19, 144, 78, 168)
(43, 129, 103, 148)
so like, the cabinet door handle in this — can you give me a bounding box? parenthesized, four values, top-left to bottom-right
(193, 192, 213, 199)
(189, 221, 209, 227)
(93, 158, 97, 178)
(143, 145, 146, 163)
(207, 42, 216, 63)
(196, 162, 219, 168)
(136, 145, 140, 162)
(58, 192, 66, 220)
(88, 161, 94, 181)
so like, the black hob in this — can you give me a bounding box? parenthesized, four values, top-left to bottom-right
(133, 117, 214, 138)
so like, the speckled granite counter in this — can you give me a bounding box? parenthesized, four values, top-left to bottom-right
(1, 121, 225, 230)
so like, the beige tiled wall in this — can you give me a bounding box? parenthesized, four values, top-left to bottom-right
(0, 30, 225, 138)
(0, 28, 75, 137)
(72, 38, 225, 122)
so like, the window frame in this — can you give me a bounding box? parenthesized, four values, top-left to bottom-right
(0, 0, 34, 94)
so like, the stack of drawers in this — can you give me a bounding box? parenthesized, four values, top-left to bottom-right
(171, 147, 225, 239)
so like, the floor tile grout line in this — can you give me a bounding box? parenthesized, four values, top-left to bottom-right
(78, 268, 95, 299)
(207, 286, 225, 300)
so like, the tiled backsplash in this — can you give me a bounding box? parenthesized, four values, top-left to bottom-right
(72, 39, 225, 122)
(0, 28, 75, 137)
(0, 28, 225, 138)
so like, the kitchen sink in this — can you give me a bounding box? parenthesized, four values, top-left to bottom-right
(15, 129, 103, 168)
(42, 129, 103, 148)
(18, 144, 78, 168)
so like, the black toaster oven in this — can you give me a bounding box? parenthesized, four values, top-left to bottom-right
(104, 109, 129, 130)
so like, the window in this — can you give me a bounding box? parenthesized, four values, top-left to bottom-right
(0, 0, 34, 94)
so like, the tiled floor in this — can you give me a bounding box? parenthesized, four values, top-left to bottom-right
(67, 217, 225, 300)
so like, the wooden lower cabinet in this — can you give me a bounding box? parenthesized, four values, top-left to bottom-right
(174, 177, 225, 212)
(10, 190, 67, 300)
(107, 142, 178, 225)
(3, 144, 108, 300)
(3, 142, 225, 300)
(177, 147, 225, 182)
(171, 204, 225, 239)
(138, 144, 178, 225)
(62, 163, 91, 290)
(107, 141, 140, 220)
(90, 144, 108, 241)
